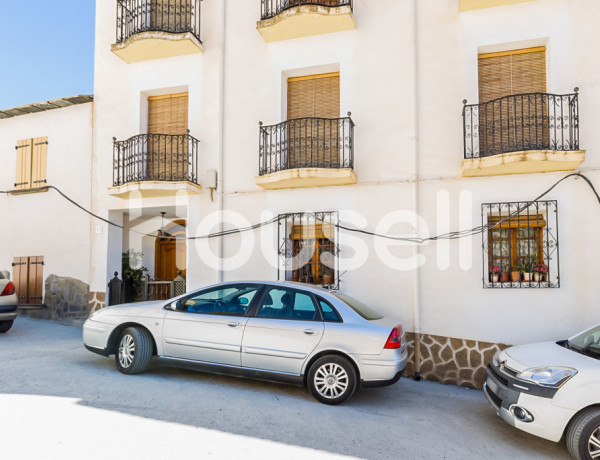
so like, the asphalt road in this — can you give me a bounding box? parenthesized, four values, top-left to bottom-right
(0, 317, 571, 460)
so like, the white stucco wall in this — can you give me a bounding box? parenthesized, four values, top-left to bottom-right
(0, 102, 93, 289)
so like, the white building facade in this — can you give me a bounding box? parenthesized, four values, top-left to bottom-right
(2, 0, 600, 388)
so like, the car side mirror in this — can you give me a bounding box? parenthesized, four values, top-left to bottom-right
(239, 297, 249, 305)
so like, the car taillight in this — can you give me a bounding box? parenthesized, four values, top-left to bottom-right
(1, 281, 15, 297)
(384, 325, 403, 349)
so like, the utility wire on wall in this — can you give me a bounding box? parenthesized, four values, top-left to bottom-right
(1, 172, 599, 243)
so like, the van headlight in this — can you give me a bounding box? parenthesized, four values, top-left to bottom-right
(517, 367, 578, 388)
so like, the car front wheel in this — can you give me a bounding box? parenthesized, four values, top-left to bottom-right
(115, 327, 153, 375)
(567, 408, 600, 460)
(307, 355, 357, 405)
(0, 320, 13, 333)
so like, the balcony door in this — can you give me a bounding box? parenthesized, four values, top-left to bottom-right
(287, 72, 340, 169)
(147, 92, 189, 181)
(478, 47, 547, 156)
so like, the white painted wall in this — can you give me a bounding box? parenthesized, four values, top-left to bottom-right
(0, 103, 93, 290)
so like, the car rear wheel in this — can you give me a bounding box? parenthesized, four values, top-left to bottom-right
(566, 408, 600, 460)
(0, 320, 13, 333)
(115, 327, 153, 375)
(307, 355, 357, 405)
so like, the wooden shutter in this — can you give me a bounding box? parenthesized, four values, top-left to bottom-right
(287, 72, 340, 119)
(148, 92, 188, 135)
(12, 257, 28, 304)
(478, 46, 546, 103)
(15, 139, 32, 190)
(31, 137, 48, 187)
(28, 256, 44, 305)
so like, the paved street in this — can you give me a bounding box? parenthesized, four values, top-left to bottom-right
(0, 318, 570, 460)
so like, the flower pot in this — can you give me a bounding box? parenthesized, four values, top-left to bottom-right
(491, 274, 499, 283)
(523, 272, 532, 281)
(501, 272, 510, 282)
(511, 271, 521, 282)
(533, 272, 541, 282)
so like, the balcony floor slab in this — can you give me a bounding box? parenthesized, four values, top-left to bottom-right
(111, 31, 204, 63)
(108, 181, 202, 199)
(255, 168, 356, 190)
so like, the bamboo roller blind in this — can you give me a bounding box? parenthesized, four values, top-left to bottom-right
(287, 72, 340, 119)
(478, 47, 546, 103)
(148, 92, 189, 135)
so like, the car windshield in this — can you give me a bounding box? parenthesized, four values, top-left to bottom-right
(567, 325, 600, 358)
(332, 293, 383, 320)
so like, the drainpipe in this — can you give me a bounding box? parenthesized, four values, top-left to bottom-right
(410, 0, 422, 381)
(217, 0, 226, 283)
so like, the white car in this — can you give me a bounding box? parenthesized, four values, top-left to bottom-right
(83, 281, 407, 404)
(0, 271, 18, 333)
(484, 325, 600, 460)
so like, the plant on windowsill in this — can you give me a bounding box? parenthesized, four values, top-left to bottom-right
(501, 263, 510, 282)
(533, 263, 548, 282)
(489, 265, 500, 283)
(522, 254, 536, 282)
(322, 267, 333, 287)
(511, 265, 522, 283)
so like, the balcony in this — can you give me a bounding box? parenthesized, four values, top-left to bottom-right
(112, 0, 203, 63)
(256, 115, 356, 190)
(257, 0, 355, 42)
(461, 89, 585, 177)
(110, 133, 201, 198)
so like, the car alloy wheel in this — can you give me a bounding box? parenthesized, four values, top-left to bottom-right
(567, 408, 600, 460)
(588, 426, 600, 459)
(114, 327, 153, 375)
(307, 355, 357, 405)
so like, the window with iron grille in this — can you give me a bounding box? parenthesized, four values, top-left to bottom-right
(278, 212, 339, 289)
(482, 201, 559, 288)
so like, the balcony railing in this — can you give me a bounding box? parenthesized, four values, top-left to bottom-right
(258, 115, 354, 176)
(260, 0, 353, 20)
(463, 89, 580, 159)
(116, 0, 201, 43)
(113, 133, 199, 186)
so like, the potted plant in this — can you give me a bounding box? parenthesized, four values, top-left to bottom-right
(489, 265, 500, 283)
(511, 265, 522, 283)
(522, 254, 535, 282)
(501, 263, 510, 282)
(533, 263, 548, 282)
(322, 267, 332, 286)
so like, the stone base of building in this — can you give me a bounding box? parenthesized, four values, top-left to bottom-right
(403, 332, 510, 389)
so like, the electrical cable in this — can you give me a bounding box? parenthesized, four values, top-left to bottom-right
(1, 172, 598, 242)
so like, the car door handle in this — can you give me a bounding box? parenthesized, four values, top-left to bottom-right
(227, 321, 242, 328)
(303, 329, 316, 335)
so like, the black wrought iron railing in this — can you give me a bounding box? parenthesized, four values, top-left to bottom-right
(260, 0, 352, 20)
(116, 0, 201, 43)
(463, 89, 580, 159)
(113, 133, 199, 186)
(258, 115, 354, 176)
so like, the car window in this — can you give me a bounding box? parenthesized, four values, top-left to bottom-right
(317, 298, 342, 323)
(182, 284, 259, 316)
(256, 288, 319, 321)
(569, 325, 600, 357)
(331, 292, 383, 320)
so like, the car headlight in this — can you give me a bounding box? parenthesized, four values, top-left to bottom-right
(492, 351, 501, 367)
(517, 367, 578, 388)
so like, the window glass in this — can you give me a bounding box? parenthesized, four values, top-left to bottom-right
(257, 288, 318, 321)
(182, 284, 259, 316)
(332, 292, 382, 320)
(318, 299, 342, 322)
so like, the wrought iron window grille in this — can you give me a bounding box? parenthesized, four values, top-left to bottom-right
(277, 212, 340, 289)
(116, 0, 202, 44)
(113, 132, 200, 186)
(463, 89, 579, 159)
(482, 201, 559, 289)
(260, 0, 353, 20)
(259, 115, 354, 176)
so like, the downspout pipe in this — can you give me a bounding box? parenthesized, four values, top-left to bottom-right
(410, 0, 422, 381)
(217, 0, 226, 283)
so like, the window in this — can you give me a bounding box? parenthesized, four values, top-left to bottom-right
(147, 92, 189, 180)
(256, 287, 319, 321)
(15, 137, 48, 190)
(317, 298, 342, 322)
(278, 212, 339, 288)
(332, 292, 382, 320)
(483, 201, 559, 288)
(181, 284, 259, 315)
(12, 256, 44, 305)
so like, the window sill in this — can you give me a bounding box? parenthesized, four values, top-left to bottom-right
(9, 186, 49, 195)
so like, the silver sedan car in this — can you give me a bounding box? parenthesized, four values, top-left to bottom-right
(83, 281, 407, 404)
(0, 271, 18, 333)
